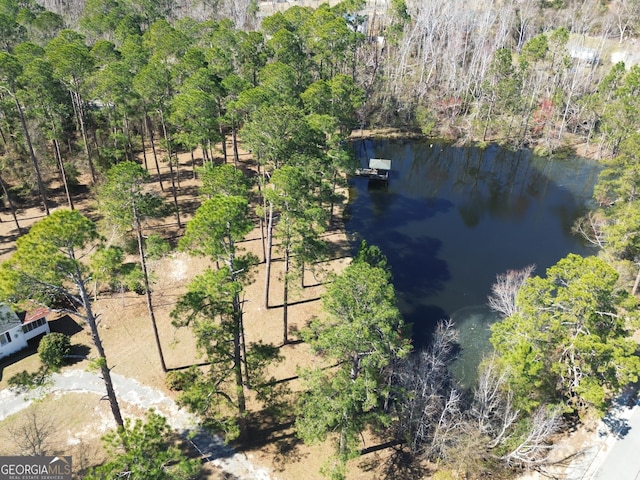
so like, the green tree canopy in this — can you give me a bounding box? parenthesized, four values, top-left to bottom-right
(98, 161, 165, 231)
(265, 164, 328, 343)
(86, 411, 200, 480)
(180, 194, 253, 260)
(173, 192, 280, 440)
(241, 104, 320, 168)
(98, 161, 169, 371)
(0, 209, 99, 305)
(38, 332, 70, 371)
(0, 210, 124, 427)
(298, 250, 412, 475)
(198, 162, 250, 199)
(170, 66, 223, 153)
(491, 254, 640, 415)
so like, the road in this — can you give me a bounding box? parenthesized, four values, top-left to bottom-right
(0, 369, 271, 480)
(563, 387, 640, 480)
(591, 399, 640, 480)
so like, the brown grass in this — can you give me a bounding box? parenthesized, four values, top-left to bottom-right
(0, 142, 406, 479)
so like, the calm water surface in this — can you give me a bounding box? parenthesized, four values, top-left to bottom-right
(345, 139, 600, 384)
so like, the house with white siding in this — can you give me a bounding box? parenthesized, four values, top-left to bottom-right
(0, 303, 50, 360)
(568, 46, 600, 64)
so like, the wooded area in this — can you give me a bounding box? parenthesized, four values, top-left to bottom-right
(1, 0, 640, 478)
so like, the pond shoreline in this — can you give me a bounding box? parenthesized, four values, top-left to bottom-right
(344, 137, 598, 340)
(349, 127, 606, 164)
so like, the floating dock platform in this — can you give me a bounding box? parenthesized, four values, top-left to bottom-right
(355, 158, 391, 183)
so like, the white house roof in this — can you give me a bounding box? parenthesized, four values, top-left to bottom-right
(0, 304, 21, 334)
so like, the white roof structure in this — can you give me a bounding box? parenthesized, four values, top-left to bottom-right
(369, 158, 391, 171)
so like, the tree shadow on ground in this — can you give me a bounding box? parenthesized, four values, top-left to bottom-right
(269, 297, 320, 309)
(544, 448, 597, 477)
(598, 382, 640, 440)
(358, 445, 431, 480)
(602, 408, 632, 439)
(174, 185, 201, 217)
(0, 344, 38, 382)
(170, 430, 218, 480)
(234, 409, 308, 474)
(49, 314, 84, 336)
(64, 344, 91, 367)
(0, 229, 21, 245)
(0, 314, 87, 381)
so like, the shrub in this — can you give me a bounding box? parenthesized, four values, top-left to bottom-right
(38, 333, 71, 371)
(165, 368, 198, 391)
(145, 233, 171, 260)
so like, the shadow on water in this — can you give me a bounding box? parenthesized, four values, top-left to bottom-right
(346, 138, 601, 377)
(405, 304, 449, 347)
(345, 190, 453, 343)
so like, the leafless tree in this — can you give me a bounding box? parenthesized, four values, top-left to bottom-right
(70, 438, 102, 479)
(471, 357, 519, 448)
(395, 328, 563, 475)
(453, 358, 560, 472)
(487, 264, 535, 318)
(573, 211, 608, 247)
(7, 408, 57, 456)
(559, 0, 604, 35)
(394, 319, 459, 454)
(428, 389, 465, 460)
(608, 0, 640, 42)
(470, 359, 562, 471)
(512, 0, 542, 49)
(220, 0, 256, 29)
(501, 406, 563, 468)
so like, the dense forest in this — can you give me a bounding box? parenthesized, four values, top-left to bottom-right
(1, 0, 640, 478)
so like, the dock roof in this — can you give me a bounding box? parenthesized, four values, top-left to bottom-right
(369, 158, 391, 171)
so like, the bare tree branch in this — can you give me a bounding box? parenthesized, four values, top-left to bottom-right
(501, 406, 563, 468)
(573, 211, 608, 248)
(7, 408, 57, 456)
(488, 264, 536, 318)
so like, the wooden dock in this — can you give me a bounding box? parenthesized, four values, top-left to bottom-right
(354, 158, 391, 183)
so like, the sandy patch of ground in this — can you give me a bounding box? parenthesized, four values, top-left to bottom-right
(0, 369, 269, 480)
(0, 392, 141, 477)
(0, 142, 382, 479)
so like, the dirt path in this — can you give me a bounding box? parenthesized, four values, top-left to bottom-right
(0, 369, 272, 480)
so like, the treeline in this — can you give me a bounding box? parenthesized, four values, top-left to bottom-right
(2, 0, 640, 218)
(376, 0, 640, 157)
(0, 0, 364, 227)
(39, 0, 258, 28)
(2, 0, 640, 478)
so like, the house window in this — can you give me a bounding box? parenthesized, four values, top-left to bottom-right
(0, 332, 12, 345)
(22, 318, 46, 334)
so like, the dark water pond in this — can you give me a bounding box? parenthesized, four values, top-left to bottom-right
(345, 139, 600, 385)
